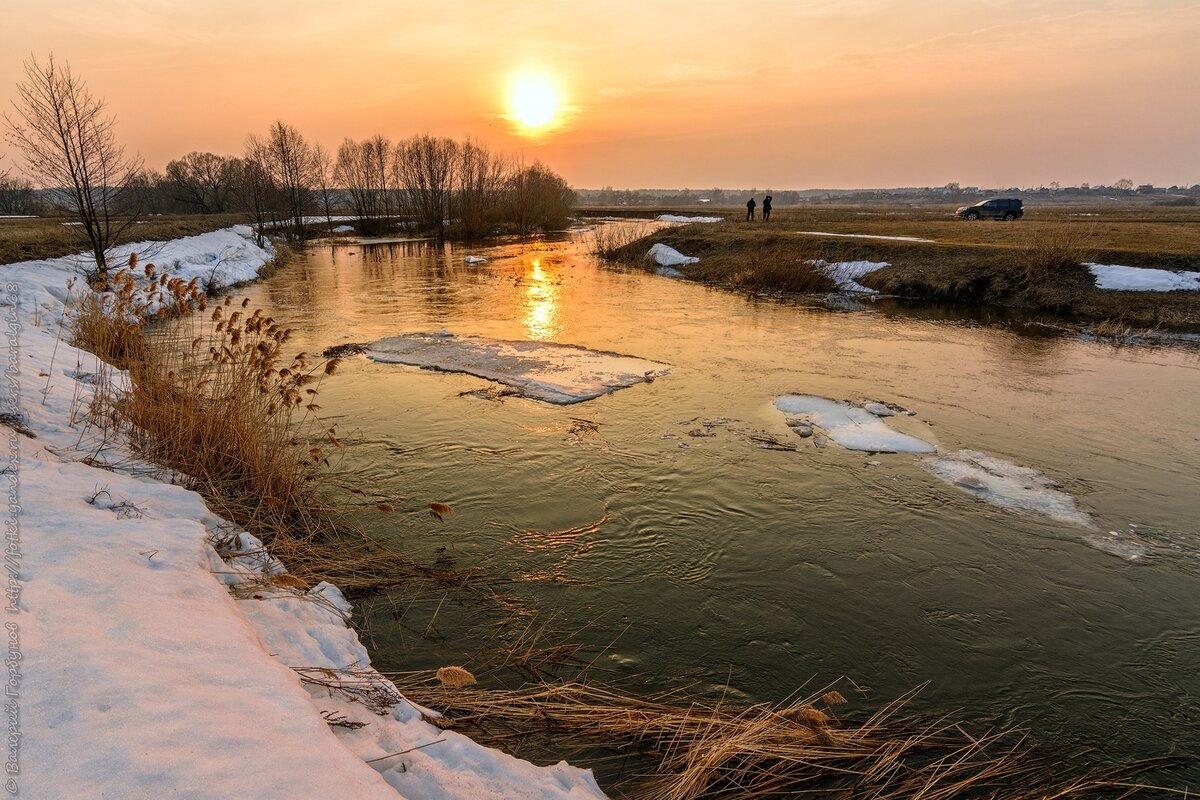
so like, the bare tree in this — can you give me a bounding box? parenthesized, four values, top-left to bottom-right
(452, 139, 509, 238)
(505, 161, 575, 234)
(312, 142, 335, 228)
(164, 151, 239, 213)
(392, 134, 458, 242)
(0, 166, 38, 215)
(335, 135, 393, 234)
(3, 54, 143, 274)
(246, 121, 317, 240)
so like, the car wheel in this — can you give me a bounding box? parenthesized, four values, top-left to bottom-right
(1003, 212, 1017, 221)
(966, 211, 980, 220)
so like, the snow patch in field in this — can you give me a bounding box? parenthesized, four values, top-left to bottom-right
(1086, 263, 1200, 292)
(658, 214, 723, 224)
(797, 231, 934, 243)
(808, 259, 890, 293)
(648, 243, 699, 267)
(367, 332, 670, 404)
(921, 450, 1095, 528)
(774, 394, 935, 453)
(332, 224, 355, 233)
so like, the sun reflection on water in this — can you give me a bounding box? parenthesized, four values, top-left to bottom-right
(522, 257, 560, 340)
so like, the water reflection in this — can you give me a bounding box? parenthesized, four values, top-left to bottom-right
(522, 257, 560, 340)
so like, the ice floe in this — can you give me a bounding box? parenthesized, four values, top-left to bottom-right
(921, 450, 1095, 528)
(648, 243, 699, 267)
(464, 255, 489, 265)
(797, 231, 934, 243)
(658, 214, 723, 223)
(1086, 263, 1200, 292)
(366, 332, 670, 404)
(774, 394, 935, 453)
(808, 259, 890, 293)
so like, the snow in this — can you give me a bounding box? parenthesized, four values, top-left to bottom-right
(0, 214, 38, 219)
(648, 243, 699, 267)
(657, 214, 723, 224)
(921, 450, 1095, 529)
(808, 259, 890, 293)
(1085, 263, 1200, 292)
(796, 231, 934, 243)
(464, 255, 488, 265)
(774, 395, 935, 453)
(332, 225, 356, 233)
(4, 231, 607, 799)
(366, 332, 669, 404)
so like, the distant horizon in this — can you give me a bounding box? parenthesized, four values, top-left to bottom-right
(4, 1, 1198, 189)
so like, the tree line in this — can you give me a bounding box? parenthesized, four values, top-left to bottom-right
(3, 55, 575, 272)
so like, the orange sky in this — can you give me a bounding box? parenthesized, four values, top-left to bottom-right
(3, 1, 1197, 189)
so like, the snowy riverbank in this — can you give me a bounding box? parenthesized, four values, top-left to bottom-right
(2, 228, 605, 799)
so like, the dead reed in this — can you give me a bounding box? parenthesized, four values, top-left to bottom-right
(390, 675, 1160, 799)
(71, 256, 398, 583)
(589, 220, 654, 261)
(1012, 225, 1097, 310)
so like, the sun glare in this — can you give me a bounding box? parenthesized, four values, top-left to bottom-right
(508, 74, 562, 134)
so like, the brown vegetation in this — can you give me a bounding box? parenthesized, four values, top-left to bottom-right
(593, 205, 1200, 330)
(392, 674, 1161, 799)
(0, 213, 245, 265)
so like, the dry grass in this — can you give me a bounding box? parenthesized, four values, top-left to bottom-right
(593, 207, 1200, 330)
(390, 674, 1163, 799)
(0, 213, 247, 265)
(589, 220, 654, 259)
(70, 256, 430, 585)
(605, 225, 837, 294)
(1010, 225, 1097, 311)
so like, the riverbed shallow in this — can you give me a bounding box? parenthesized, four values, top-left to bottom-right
(237, 225, 1200, 788)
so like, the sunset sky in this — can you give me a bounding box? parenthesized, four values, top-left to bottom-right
(3, 0, 1197, 189)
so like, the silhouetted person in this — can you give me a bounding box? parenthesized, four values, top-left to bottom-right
(746, 197, 756, 221)
(762, 195, 773, 222)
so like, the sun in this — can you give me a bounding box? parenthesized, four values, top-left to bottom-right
(507, 73, 562, 134)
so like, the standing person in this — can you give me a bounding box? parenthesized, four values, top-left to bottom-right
(762, 195, 773, 222)
(746, 197, 756, 221)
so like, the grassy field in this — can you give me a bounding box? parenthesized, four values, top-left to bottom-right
(0, 213, 249, 265)
(591, 203, 1200, 330)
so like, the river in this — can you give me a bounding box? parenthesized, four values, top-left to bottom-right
(237, 224, 1200, 788)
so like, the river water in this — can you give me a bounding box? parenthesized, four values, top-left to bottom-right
(239, 225, 1199, 786)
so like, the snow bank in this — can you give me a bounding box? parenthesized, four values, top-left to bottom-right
(774, 395, 935, 453)
(332, 224, 355, 233)
(657, 214, 723, 224)
(921, 450, 1094, 529)
(367, 332, 669, 404)
(648, 243, 699, 267)
(808, 259, 890, 294)
(1086, 263, 1200, 292)
(5, 232, 606, 798)
(797, 231, 934, 243)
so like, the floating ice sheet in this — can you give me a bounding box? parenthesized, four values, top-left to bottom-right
(774, 394, 935, 453)
(366, 332, 670, 404)
(921, 450, 1095, 528)
(648, 243, 699, 266)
